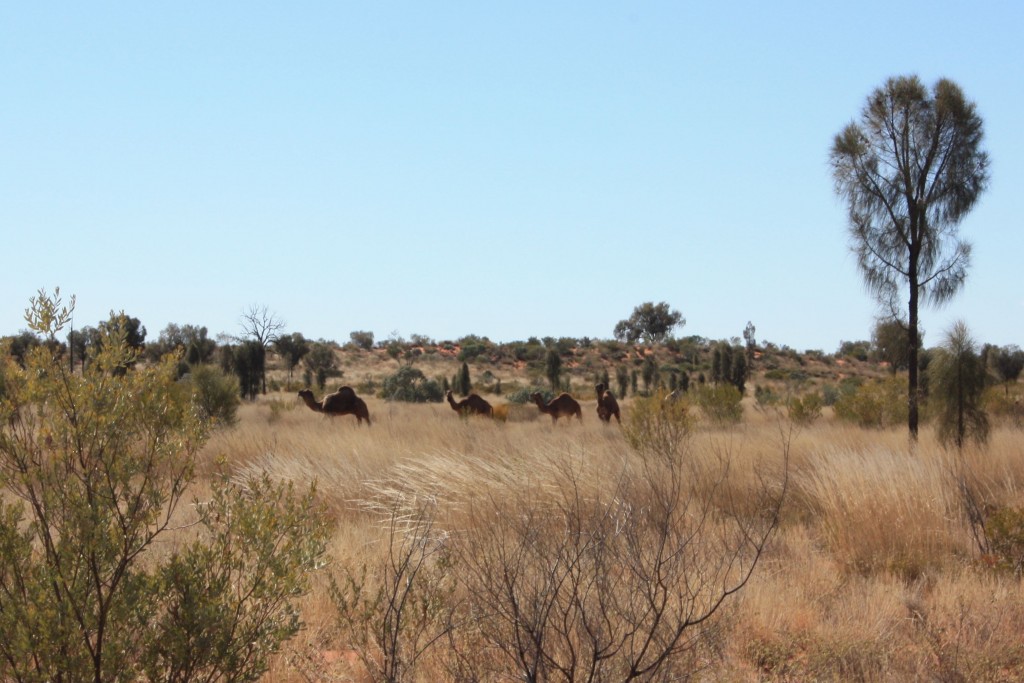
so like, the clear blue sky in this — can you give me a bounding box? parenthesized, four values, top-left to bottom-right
(2, 2, 1021, 351)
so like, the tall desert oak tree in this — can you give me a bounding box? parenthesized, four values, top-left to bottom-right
(830, 75, 989, 440)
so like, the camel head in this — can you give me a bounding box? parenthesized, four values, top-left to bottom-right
(297, 389, 322, 411)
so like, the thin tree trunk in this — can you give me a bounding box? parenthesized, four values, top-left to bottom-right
(908, 267, 920, 442)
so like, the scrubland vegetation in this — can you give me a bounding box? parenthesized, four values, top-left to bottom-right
(216, 392, 1023, 682)
(3, 292, 1023, 681)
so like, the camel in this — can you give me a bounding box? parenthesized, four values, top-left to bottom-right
(530, 392, 582, 424)
(298, 387, 371, 425)
(446, 389, 494, 418)
(595, 383, 621, 424)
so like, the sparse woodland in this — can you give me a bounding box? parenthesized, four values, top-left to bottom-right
(207, 335, 1024, 679)
(226, 355, 1024, 682)
(3, 294, 1024, 681)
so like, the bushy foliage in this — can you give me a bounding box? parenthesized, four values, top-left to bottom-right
(457, 343, 487, 362)
(983, 387, 1023, 427)
(506, 387, 549, 405)
(545, 349, 561, 392)
(184, 364, 241, 426)
(788, 392, 823, 425)
(614, 301, 685, 344)
(983, 506, 1024, 575)
(143, 472, 328, 681)
(623, 392, 693, 456)
(274, 332, 309, 382)
(693, 384, 743, 425)
(833, 376, 907, 428)
(457, 334, 492, 362)
(872, 319, 913, 372)
(349, 330, 375, 350)
(228, 340, 265, 400)
(989, 344, 1024, 396)
(754, 385, 780, 410)
(0, 290, 327, 683)
(302, 342, 340, 390)
(928, 321, 989, 449)
(380, 366, 444, 403)
(2, 331, 41, 367)
(837, 339, 871, 362)
(148, 323, 217, 366)
(507, 340, 546, 363)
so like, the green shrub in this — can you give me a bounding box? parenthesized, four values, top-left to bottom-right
(694, 384, 743, 425)
(379, 366, 444, 402)
(821, 384, 840, 407)
(349, 330, 374, 350)
(833, 376, 906, 428)
(505, 387, 548, 405)
(788, 392, 823, 425)
(984, 506, 1024, 575)
(186, 364, 241, 427)
(754, 385, 780, 410)
(623, 392, 693, 458)
(982, 387, 1022, 428)
(458, 344, 486, 362)
(0, 291, 328, 683)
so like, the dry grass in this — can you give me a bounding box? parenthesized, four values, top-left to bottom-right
(197, 392, 1024, 681)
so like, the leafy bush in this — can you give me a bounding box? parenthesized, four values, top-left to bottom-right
(694, 384, 743, 425)
(508, 341, 546, 363)
(303, 342, 341, 390)
(983, 387, 1023, 427)
(185, 363, 240, 426)
(0, 291, 328, 683)
(623, 392, 693, 456)
(833, 376, 907, 428)
(837, 340, 871, 362)
(984, 506, 1024, 575)
(788, 392, 823, 425)
(379, 366, 443, 402)
(504, 387, 542, 404)
(458, 344, 487, 362)
(350, 331, 374, 350)
(754, 385, 780, 410)
(928, 321, 989, 449)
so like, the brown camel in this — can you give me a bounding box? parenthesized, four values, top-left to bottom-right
(446, 389, 494, 418)
(530, 392, 582, 424)
(595, 383, 621, 424)
(298, 387, 371, 425)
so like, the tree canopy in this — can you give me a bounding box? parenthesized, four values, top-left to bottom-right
(614, 301, 684, 344)
(830, 75, 989, 439)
